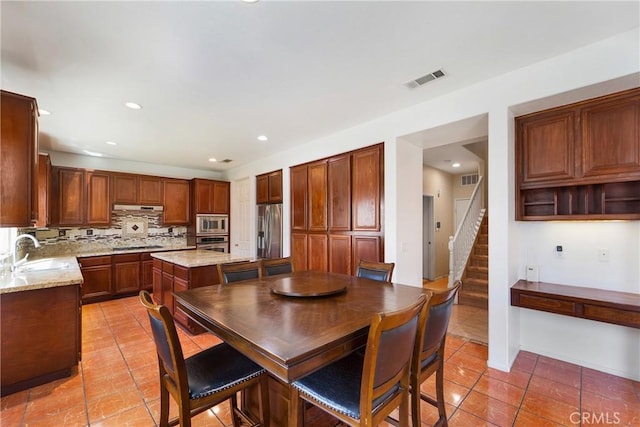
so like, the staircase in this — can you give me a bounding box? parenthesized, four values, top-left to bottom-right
(458, 216, 488, 309)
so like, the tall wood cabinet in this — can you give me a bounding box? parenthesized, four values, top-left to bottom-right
(516, 87, 640, 220)
(0, 90, 39, 227)
(163, 178, 190, 225)
(290, 143, 384, 275)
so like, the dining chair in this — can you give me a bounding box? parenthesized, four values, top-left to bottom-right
(217, 260, 263, 284)
(289, 293, 428, 427)
(261, 256, 294, 277)
(410, 280, 461, 427)
(139, 290, 270, 427)
(355, 260, 395, 282)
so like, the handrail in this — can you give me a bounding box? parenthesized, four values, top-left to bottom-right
(448, 176, 486, 287)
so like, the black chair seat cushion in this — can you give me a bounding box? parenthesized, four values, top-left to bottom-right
(186, 342, 265, 400)
(357, 268, 389, 282)
(293, 351, 399, 419)
(265, 263, 292, 276)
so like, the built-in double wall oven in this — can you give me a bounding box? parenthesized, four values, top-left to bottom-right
(195, 214, 229, 252)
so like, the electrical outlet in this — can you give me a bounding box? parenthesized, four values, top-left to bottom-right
(556, 245, 564, 258)
(86, 229, 93, 236)
(598, 248, 609, 262)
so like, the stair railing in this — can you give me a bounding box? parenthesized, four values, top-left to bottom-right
(448, 176, 486, 287)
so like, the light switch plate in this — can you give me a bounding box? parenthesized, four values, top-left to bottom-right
(526, 265, 539, 282)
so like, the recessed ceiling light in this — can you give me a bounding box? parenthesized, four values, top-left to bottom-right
(125, 102, 142, 110)
(452, 162, 461, 168)
(257, 135, 268, 142)
(38, 109, 51, 116)
(83, 149, 104, 157)
(105, 141, 117, 146)
(208, 158, 218, 163)
(242, 0, 260, 3)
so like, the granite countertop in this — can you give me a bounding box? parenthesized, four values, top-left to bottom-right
(151, 250, 252, 268)
(0, 256, 83, 294)
(76, 244, 195, 258)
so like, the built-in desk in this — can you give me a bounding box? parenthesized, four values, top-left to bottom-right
(511, 280, 640, 329)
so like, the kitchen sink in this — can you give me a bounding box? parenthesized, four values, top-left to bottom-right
(15, 258, 71, 272)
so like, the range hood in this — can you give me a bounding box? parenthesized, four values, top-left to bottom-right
(113, 204, 163, 212)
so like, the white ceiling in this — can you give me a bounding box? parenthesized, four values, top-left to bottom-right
(2, 1, 638, 172)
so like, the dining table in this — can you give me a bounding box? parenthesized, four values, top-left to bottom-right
(174, 269, 429, 425)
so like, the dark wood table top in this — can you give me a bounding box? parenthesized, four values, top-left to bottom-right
(175, 270, 428, 382)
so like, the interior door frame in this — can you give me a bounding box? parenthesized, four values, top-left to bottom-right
(422, 194, 435, 280)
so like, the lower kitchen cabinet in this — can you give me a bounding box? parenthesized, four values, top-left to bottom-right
(113, 253, 141, 294)
(151, 260, 219, 334)
(141, 253, 154, 291)
(78, 255, 112, 303)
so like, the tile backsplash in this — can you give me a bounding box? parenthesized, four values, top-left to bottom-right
(18, 212, 187, 258)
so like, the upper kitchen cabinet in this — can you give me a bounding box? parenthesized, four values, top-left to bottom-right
(112, 173, 163, 205)
(0, 90, 39, 227)
(163, 178, 190, 225)
(256, 170, 283, 204)
(290, 143, 384, 273)
(516, 87, 640, 220)
(35, 153, 51, 228)
(192, 179, 230, 214)
(50, 167, 111, 226)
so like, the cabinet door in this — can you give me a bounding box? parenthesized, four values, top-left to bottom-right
(141, 254, 154, 291)
(112, 173, 138, 204)
(163, 179, 190, 225)
(35, 154, 51, 228)
(79, 256, 112, 302)
(352, 235, 381, 273)
(308, 160, 328, 232)
(113, 254, 141, 294)
(352, 146, 381, 231)
(268, 170, 283, 203)
(152, 259, 163, 304)
(517, 110, 576, 185)
(329, 234, 351, 275)
(581, 96, 640, 179)
(212, 181, 230, 214)
(139, 176, 163, 205)
(308, 234, 328, 272)
(256, 174, 269, 204)
(328, 155, 351, 231)
(57, 168, 85, 226)
(290, 165, 308, 231)
(0, 91, 38, 227)
(194, 179, 213, 213)
(291, 233, 308, 271)
(86, 171, 111, 226)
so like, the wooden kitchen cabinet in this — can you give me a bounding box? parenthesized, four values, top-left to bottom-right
(78, 255, 113, 303)
(113, 253, 141, 294)
(290, 143, 384, 274)
(256, 169, 283, 204)
(86, 171, 111, 226)
(192, 178, 230, 214)
(516, 87, 640, 220)
(112, 173, 163, 205)
(0, 90, 39, 227)
(141, 253, 154, 291)
(35, 153, 51, 228)
(52, 167, 85, 226)
(163, 178, 190, 225)
(152, 258, 163, 304)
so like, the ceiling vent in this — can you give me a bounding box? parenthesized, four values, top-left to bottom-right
(221, 159, 233, 163)
(405, 69, 445, 89)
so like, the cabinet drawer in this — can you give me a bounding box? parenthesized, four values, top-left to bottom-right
(78, 256, 112, 267)
(162, 261, 174, 275)
(584, 305, 640, 329)
(174, 265, 189, 281)
(153, 258, 162, 269)
(113, 253, 140, 263)
(519, 294, 575, 316)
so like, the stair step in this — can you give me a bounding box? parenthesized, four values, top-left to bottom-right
(477, 234, 488, 244)
(474, 245, 488, 256)
(458, 291, 488, 310)
(462, 280, 487, 293)
(470, 255, 488, 268)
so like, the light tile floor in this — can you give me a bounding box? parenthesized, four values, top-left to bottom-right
(1, 296, 638, 426)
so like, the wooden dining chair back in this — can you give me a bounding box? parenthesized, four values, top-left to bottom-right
(139, 290, 269, 427)
(410, 281, 461, 427)
(290, 293, 428, 427)
(356, 260, 395, 283)
(261, 257, 294, 277)
(217, 260, 262, 284)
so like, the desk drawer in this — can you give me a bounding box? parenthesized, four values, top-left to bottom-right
(519, 294, 575, 316)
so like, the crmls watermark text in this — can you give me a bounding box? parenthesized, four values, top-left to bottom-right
(570, 412, 621, 425)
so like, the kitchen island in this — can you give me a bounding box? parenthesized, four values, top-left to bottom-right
(151, 249, 251, 333)
(0, 256, 83, 395)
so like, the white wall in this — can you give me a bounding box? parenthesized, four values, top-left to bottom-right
(223, 27, 640, 380)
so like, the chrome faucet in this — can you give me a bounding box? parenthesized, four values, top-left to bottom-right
(12, 234, 42, 270)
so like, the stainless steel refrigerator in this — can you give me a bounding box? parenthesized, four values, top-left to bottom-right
(257, 204, 282, 259)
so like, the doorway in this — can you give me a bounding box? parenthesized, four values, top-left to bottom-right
(422, 195, 435, 280)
